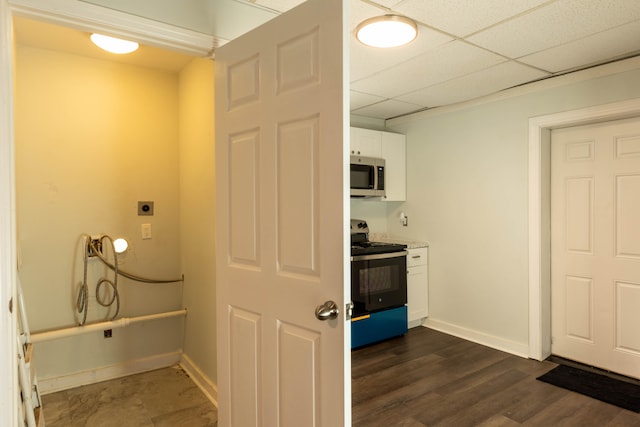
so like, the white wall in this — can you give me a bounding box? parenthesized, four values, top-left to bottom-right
(350, 199, 387, 233)
(178, 57, 217, 385)
(15, 44, 184, 382)
(350, 114, 385, 131)
(385, 60, 640, 354)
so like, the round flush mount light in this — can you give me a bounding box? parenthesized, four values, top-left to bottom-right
(356, 14, 418, 48)
(113, 238, 129, 254)
(90, 33, 139, 54)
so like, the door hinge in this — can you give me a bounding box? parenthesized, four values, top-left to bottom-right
(8, 297, 12, 313)
(345, 301, 354, 321)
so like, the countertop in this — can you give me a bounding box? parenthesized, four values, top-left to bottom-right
(369, 233, 429, 249)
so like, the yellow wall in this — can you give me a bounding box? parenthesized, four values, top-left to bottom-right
(178, 57, 217, 384)
(15, 44, 185, 378)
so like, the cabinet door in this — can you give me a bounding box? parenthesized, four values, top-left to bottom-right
(407, 247, 428, 326)
(380, 132, 406, 201)
(407, 265, 428, 325)
(350, 127, 381, 157)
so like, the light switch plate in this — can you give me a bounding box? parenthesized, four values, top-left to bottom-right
(141, 223, 152, 239)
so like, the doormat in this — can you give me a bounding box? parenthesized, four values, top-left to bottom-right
(537, 364, 640, 412)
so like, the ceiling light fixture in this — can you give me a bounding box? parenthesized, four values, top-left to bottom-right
(355, 14, 418, 48)
(113, 238, 129, 254)
(90, 33, 139, 54)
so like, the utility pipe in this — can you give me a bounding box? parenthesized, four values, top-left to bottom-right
(30, 309, 187, 343)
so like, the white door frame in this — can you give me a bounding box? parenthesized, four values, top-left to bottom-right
(528, 97, 640, 360)
(0, 0, 17, 424)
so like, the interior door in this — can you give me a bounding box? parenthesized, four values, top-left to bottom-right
(215, 0, 349, 425)
(551, 117, 640, 379)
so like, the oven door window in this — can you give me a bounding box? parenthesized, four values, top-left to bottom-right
(351, 255, 407, 316)
(359, 265, 396, 295)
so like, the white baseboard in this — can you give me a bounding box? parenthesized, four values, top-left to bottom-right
(422, 318, 529, 358)
(180, 353, 218, 408)
(38, 351, 182, 395)
(408, 318, 424, 329)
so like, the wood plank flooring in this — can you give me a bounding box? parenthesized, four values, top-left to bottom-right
(352, 326, 640, 426)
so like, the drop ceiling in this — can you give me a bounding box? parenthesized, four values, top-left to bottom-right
(247, 0, 640, 119)
(14, 0, 640, 120)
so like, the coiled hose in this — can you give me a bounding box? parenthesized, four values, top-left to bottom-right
(76, 234, 183, 326)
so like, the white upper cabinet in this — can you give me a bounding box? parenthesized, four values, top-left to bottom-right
(350, 127, 381, 158)
(349, 127, 406, 201)
(380, 131, 406, 201)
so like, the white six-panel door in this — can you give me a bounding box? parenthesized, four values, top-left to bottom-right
(214, 0, 349, 425)
(551, 117, 640, 379)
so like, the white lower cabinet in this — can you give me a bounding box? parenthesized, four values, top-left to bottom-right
(407, 247, 428, 327)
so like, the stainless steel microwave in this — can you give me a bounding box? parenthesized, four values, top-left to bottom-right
(350, 156, 385, 197)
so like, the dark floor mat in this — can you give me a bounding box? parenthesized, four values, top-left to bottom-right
(537, 364, 640, 412)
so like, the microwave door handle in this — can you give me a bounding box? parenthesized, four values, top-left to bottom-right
(372, 163, 378, 191)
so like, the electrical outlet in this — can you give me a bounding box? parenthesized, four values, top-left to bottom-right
(104, 329, 112, 338)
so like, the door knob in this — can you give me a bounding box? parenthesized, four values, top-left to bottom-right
(315, 300, 339, 321)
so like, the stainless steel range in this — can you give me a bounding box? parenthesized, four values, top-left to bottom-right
(350, 219, 408, 348)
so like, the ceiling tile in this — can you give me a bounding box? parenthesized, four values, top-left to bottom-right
(351, 40, 506, 98)
(350, 90, 386, 110)
(519, 20, 640, 73)
(468, 0, 640, 58)
(350, 25, 453, 81)
(351, 99, 425, 119)
(392, 0, 550, 37)
(367, 0, 405, 8)
(350, 0, 388, 30)
(396, 61, 550, 107)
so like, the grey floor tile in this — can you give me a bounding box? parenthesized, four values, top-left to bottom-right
(40, 390, 72, 427)
(41, 366, 218, 427)
(151, 401, 218, 427)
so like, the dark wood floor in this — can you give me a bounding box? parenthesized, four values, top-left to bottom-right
(351, 326, 640, 426)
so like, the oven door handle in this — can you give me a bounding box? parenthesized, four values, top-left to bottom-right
(350, 250, 408, 262)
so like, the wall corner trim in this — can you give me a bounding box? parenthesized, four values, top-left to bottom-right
(180, 353, 218, 408)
